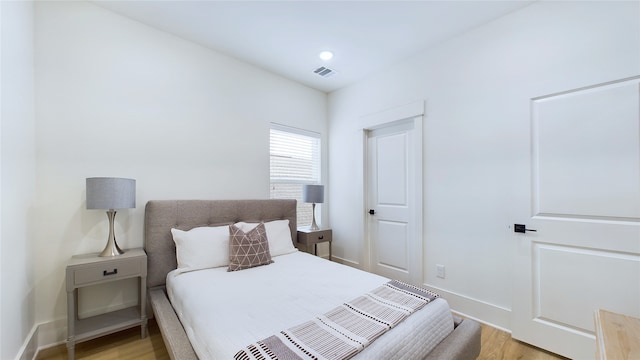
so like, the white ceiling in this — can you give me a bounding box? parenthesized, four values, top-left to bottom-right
(94, 1, 534, 93)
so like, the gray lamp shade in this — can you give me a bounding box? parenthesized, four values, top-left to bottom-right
(302, 184, 324, 204)
(86, 177, 136, 210)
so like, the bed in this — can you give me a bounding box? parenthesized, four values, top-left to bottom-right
(144, 199, 481, 359)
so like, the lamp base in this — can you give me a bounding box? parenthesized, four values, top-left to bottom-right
(309, 203, 320, 231)
(99, 210, 125, 257)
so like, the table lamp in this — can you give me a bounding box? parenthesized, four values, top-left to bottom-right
(86, 177, 136, 257)
(302, 184, 324, 230)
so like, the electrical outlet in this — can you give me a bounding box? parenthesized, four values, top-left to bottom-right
(436, 264, 445, 279)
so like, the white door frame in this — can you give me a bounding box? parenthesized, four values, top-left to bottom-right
(357, 100, 424, 284)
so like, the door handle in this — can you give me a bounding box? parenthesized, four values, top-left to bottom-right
(514, 224, 537, 233)
(369, 209, 375, 215)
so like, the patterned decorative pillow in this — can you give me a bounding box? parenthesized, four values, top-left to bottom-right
(228, 223, 274, 271)
(234, 220, 297, 257)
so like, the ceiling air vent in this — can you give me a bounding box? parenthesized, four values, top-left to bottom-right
(313, 66, 337, 78)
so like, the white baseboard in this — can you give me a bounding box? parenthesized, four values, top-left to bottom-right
(15, 324, 38, 360)
(425, 284, 512, 332)
(15, 318, 67, 360)
(37, 317, 66, 350)
(328, 255, 361, 268)
(330, 258, 512, 331)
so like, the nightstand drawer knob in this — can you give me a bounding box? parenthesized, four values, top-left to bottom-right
(103, 269, 118, 276)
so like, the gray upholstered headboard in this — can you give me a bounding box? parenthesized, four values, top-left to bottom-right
(144, 199, 297, 288)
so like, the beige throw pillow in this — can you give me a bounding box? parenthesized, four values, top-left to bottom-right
(228, 223, 274, 271)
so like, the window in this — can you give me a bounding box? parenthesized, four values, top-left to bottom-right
(270, 124, 321, 227)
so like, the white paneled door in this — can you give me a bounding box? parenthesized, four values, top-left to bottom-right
(366, 118, 422, 285)
(512, 77, 640, 359)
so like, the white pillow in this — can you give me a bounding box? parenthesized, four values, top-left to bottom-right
(234, 219, 297, 257)
(170, 225, 230, 270)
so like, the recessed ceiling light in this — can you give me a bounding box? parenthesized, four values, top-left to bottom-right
(319, 51, 334, 61)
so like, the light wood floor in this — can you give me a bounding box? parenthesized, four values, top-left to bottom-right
(37, 319, 569, 360)
(479, 324, 569, 360)
(37, 320, 169, 360)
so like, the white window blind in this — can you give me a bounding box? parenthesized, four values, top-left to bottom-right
(270, 124, 321, 227)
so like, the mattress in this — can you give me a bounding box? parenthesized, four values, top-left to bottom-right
(166, 251, 454, 359)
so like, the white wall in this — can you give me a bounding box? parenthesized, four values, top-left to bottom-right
(19, 0, 639, 354)
(1, 1, 37, 359)
(33, 0, 326, 344)
(328, 1, 640, 329)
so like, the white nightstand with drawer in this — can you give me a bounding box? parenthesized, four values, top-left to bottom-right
(297, 228, 332, 260)
(65, 248, 147, 360)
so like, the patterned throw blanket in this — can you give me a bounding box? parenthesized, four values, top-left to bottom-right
(234, 280, 439, 360)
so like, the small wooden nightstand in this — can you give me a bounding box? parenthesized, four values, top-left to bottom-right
(297, 228, 332, 260)
(65, 248, 147, 360)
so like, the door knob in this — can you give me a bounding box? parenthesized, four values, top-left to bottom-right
(514, 224, 537, 233)
(369, 209, 375, 215)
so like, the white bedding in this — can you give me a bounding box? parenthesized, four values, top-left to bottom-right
(167, 251, 454, 359)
